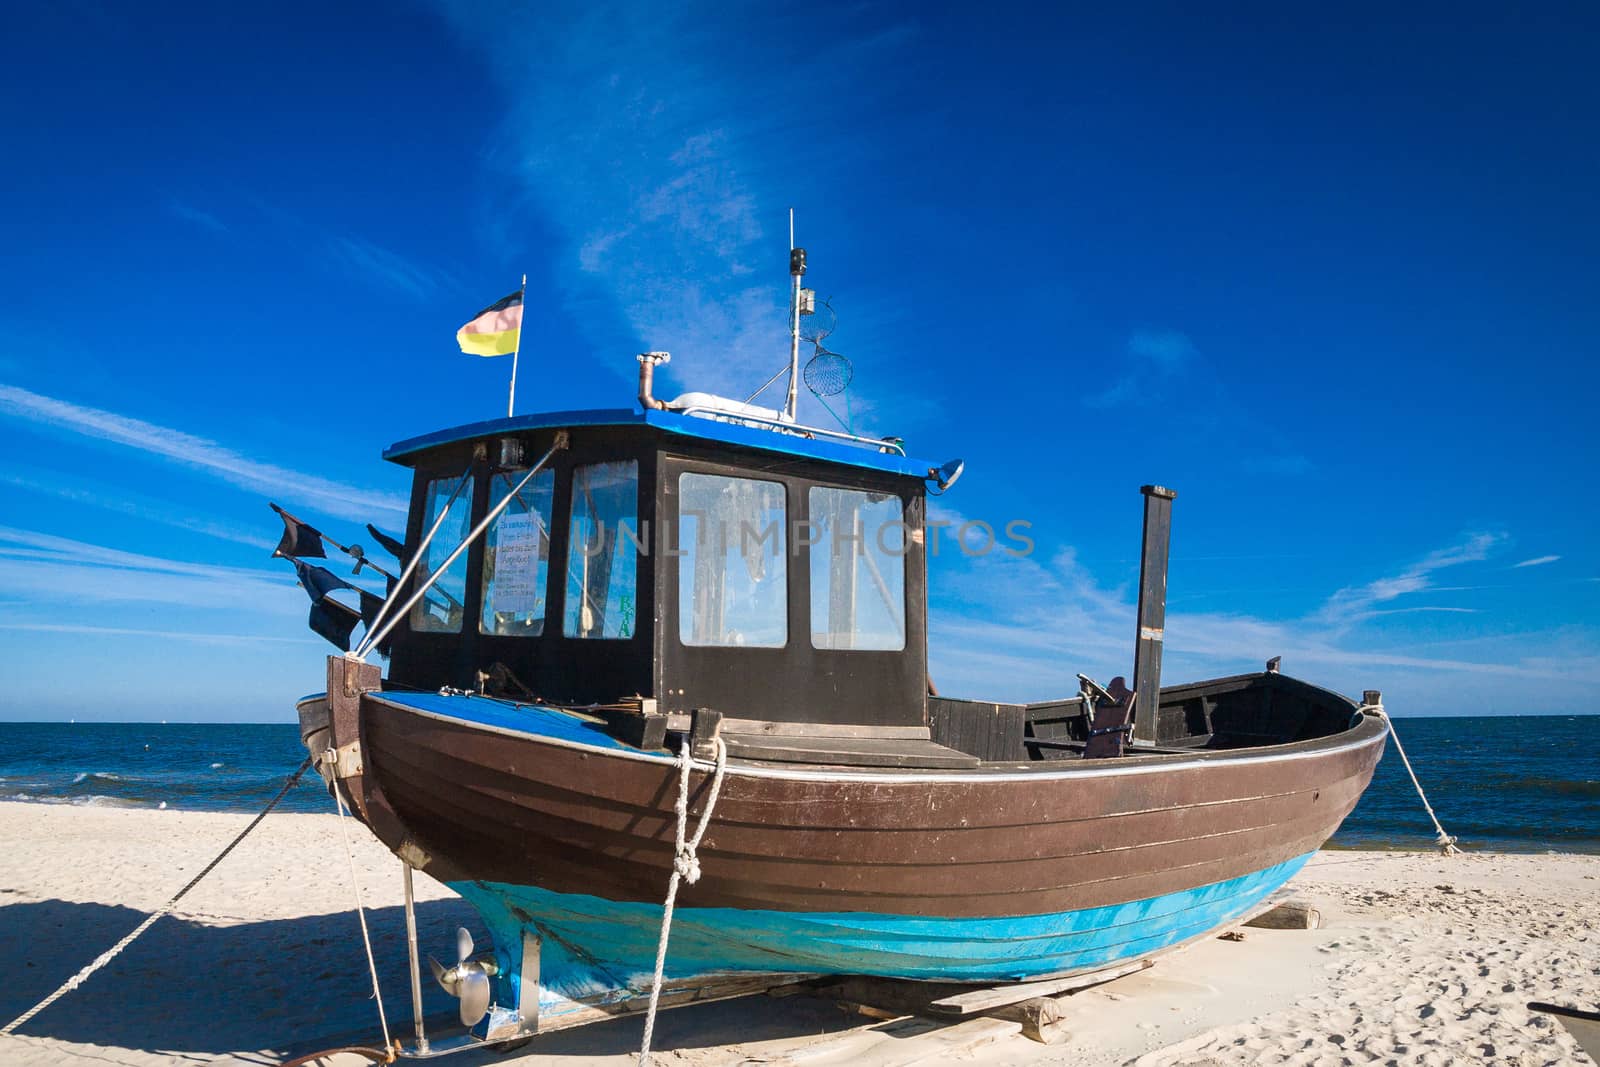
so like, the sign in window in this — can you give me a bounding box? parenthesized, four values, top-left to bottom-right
(480, 468, 555, 636)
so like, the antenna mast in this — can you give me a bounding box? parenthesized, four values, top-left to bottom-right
(784, 209, 807, 422)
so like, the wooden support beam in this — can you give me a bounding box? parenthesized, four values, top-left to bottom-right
(1131, 485, 1176, 747)
(1244, 900, 1323, 930)
(812, 958, 1151, 1045)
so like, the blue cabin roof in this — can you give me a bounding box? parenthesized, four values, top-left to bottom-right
(384, 406, 941, 479)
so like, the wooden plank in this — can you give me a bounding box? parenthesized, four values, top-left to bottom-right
(535, 973, 815, 1033)
(925, 959, 1152, 1015)
(1243, 900, 1322, 930)
(721, 733, 980, 768)
(721, 717, 932, 740)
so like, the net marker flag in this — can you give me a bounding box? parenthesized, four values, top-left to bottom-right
(457, 289, 524, 357)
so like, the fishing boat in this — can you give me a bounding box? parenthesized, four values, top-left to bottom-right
(277, 245, 1388, 1057)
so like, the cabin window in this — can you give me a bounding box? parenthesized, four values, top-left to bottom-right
(564, 460, 639, 640)
(677, 472, 787, 647)
(409, 473, 474, 633)
(479, 467, 556, 637)
(809, 486, 906, 651)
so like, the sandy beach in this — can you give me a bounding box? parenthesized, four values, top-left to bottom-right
(0, 802, 1593, 1066)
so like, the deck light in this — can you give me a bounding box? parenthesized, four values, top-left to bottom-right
(930, 458, 965, 492)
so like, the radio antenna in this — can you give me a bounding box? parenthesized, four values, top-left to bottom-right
(783, 209, 807, 423)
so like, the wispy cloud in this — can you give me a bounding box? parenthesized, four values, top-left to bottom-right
(0, 525, 315, 619)
(325, 235, 457, 300)
(1127, 328, 1197, 370)
(1085, 328, 1197, 409)
(925, 525, 1597, 711)
(0, 622, 317, 646)
(1315, 531, 1506, 628)
(1513, 554, 1560, 568)
(0, 468, 277, 550)
(0, 384, 405, 522)
(0, 524, 288, 583)
(240, 193, 465, 301)
(165, 198, 229, 235)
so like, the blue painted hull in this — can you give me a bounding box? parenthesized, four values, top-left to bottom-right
(452, 851, 1313, 1021)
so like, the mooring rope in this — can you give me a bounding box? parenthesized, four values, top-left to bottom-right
(638, 736, 728, 1066)
(1364, 704, 1461, 856)
(1, 756, 315, 1037)
(328, 758, 395, 1053)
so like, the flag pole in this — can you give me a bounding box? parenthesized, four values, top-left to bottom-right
(507, 273, 526, 418)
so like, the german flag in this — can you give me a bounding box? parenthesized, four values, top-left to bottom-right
(456, 289, 523, 357)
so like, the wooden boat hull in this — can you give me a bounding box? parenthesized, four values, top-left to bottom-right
(302, 679, 1385, 1024)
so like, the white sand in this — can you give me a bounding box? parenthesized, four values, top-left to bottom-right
(0, 803, 1594, 1066)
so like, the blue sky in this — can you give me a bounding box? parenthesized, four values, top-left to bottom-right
(1, 2, 1595, 720)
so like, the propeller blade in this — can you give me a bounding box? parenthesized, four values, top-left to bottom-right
(428, 955, 452, 993)
(458, 965, 491, 1027)
(456, 926, 474, 964)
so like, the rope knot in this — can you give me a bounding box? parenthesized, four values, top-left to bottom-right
(674, 850, 702, 883)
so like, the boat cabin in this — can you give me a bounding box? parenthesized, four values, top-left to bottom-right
(381, 406, 940, 733)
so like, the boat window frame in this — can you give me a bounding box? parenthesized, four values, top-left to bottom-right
(675, 469, 790, 649)
(562, 457, 643, 641)
(656, 447, 928, 728)
(806, 484, 908, 652)
(407, 468, 477, 636)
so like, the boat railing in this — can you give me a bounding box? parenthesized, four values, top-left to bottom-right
(675, 405, 907, 456)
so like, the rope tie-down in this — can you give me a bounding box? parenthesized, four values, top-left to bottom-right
(1362, 702, 1461, 856)
(1, 756, 315, 1037)
(638, 736, 729, 1066)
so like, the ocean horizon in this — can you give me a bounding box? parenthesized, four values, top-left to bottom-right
(1, 714, 1595, 854)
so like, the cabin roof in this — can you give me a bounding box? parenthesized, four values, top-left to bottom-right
(382, 406, 942, 479)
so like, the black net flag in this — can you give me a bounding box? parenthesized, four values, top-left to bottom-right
(309, 596, 362, 652)
(366, 523, 407, 561)
(291, 558, 354, 603)
(271, 503, 327, 559)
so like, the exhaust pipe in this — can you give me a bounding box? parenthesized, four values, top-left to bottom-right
(638, 351, 671, 411)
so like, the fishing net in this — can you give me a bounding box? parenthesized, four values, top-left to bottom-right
(799, 299, 836, 344)
(803, 348, 853, 398)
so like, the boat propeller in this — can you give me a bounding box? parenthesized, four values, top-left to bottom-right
(429, 926, 494, 1027)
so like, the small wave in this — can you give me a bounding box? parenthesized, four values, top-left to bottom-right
(70, 771, 123, 785)
(1505, 776, 1600, 798)
(210, 762, 224, 769)
(3, 791, 135, 808)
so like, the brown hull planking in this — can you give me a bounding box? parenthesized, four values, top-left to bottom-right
(358, 694, 1386, 919)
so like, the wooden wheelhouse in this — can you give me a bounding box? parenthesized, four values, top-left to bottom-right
(381, 408, 935, 733)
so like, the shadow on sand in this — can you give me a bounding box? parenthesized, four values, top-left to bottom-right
(0, 896, 857, 1063)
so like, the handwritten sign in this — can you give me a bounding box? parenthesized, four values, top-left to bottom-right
(491, 512, 543, 614)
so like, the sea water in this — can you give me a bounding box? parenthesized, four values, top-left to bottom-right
(0, 716, 1594, 852)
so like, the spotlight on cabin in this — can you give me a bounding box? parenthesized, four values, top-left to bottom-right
(929, 459, 965, 492)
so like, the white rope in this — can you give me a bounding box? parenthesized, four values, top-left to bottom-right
(330, 760, 395, 1050)
(2, 757, 313, 1036)
(638, 736, 728, 1066)
(1365, 704, 1461, 856)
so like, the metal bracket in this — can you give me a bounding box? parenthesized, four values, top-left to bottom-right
(482, 929, 540, 1041)
(397, 838, 432, 870)
(330, 740, 363, 778)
